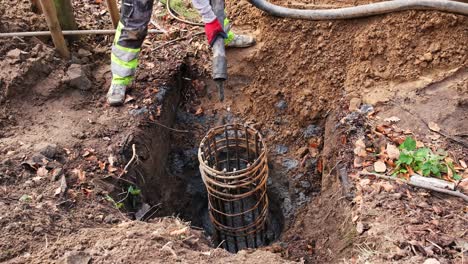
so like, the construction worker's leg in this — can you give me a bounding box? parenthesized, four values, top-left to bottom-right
(107, 0, 154, 106)
(223, 17, 256, 48)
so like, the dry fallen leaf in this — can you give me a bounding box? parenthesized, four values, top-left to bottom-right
(98, 161, 106, 171)
(354, 157, 363, 168)
(354, 138, 366, 148)
(37, 166, 49, 177)
(124, 96, 135, 104)
(354, 146, 367, 157)
(108, 154, 116, 166)
(428, 122, 441, 132)
(384, 116, 401, 123)
(108, 165, 118, 173)
(359, 178, 371, 187)
(72, 168, 86, 183)
(381, 182, 394, 192)
(460, 160, 467, 169)
(374, 161, 387, 173)
(386, 143, 400, 160)
(195, 107, 204, 116)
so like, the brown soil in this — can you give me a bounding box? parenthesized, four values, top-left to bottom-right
(1, 0, 467, 263)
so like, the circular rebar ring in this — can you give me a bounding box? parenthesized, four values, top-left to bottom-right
(198, 124, 269, 252)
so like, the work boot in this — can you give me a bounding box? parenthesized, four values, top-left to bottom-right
(107, 83, 127, 106)
(226, 33, 256, 48)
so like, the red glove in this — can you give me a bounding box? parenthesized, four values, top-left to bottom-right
(205, 18, 227, 46)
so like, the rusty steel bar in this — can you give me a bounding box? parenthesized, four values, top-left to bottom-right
(199, 124, 269, 252)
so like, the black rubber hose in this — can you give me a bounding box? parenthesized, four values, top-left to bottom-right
(247, 0, 468, 20)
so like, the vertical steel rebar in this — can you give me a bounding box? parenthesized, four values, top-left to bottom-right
(199, 124, 269, 252)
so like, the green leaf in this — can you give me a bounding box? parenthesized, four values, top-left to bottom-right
(430, 165, 441, 177)
(400, 137, 416, 151)
(414, 148, 430, 160)
(399, 153, 414, 165)
(421, 162, 432, 176)
(19, 194, 32, 202)
(116, 202, 124, 209)
(128, 186, 141, 196)
(453, 173, 462, 181)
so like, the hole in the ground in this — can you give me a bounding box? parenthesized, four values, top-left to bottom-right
(124, 68, 323, 255)
(163, 122, 284, 252)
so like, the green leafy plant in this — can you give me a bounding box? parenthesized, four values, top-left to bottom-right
(105, 195, 124, 209)
(394, 137, 461, 180)
(105, 185, 142, 209)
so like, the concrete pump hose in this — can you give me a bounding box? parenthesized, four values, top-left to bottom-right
(247, 0, 468, 20)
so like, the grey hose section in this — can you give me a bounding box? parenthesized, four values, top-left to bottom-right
(247, 0, 468, 20)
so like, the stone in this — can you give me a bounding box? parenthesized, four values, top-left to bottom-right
(429, 43, 441, 53)
(51, 168, 64, 181)
(104, 214, 118, 224)
(275, 145, 288, 154)
(40, 144, 59, 159)
(348, 97, 362, 112)
(356, 221, 365, 234)
(63, 64, 92, 90)
(275, 100, 287, 111)
(423, 258, 440, 264)
(282, 158, 299, 172)
(62, 251, 91, 264)
(300, 180, 311, 189)
(359, 104, 374, 113)
(77, 49, 92, 57)
(129, 106, 149, 116)
(423, 52, 433, 62)
(303, 124, 321, 139)
(7, 48, 25, 63)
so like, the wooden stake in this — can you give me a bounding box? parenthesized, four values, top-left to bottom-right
(39, 0, 70, 58)
(31, 0, 43, 14)
(53, 0, 77, 30)
(106, 0, 120, 28)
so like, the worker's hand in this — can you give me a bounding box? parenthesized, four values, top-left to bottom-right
(205, 18, 227, 46)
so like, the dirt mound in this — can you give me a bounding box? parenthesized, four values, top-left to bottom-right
(7, 218, 292, 264)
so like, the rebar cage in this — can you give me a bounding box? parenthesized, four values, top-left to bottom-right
(198, 124, 269, 252)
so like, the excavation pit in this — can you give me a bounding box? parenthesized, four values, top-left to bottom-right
(199, 124, 269, 252)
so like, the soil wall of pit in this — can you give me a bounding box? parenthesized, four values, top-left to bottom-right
(122, 67, 186, 216)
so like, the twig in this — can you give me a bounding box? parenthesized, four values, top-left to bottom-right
(161, 241, 178, 258)
(426, 238, 443, 252)
(143, 205, 162, 221)
(123, 144, 138, 175)
(140, 203, 162, 221)
(103, 175, 137, 186)
(152, 31, 204, 51)
(150, 20, 168, 34)
(216, 240, 226, 249)
(359, 172, 468, 202)
(146, 120, 190, 133)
